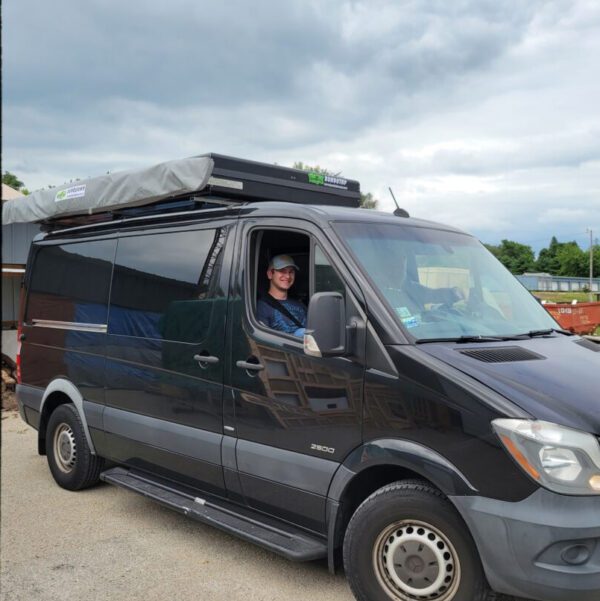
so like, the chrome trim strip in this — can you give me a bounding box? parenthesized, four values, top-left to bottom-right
(31, 319, 107, 333)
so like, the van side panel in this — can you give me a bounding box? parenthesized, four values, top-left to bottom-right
(21, 239, 116, 408)
(102, 224, 234, 495)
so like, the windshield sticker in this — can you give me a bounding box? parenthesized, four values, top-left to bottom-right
(401, 315, 421, 329)
(55, 184, 86, 203)
(396, 307, 412, 319)
(396, 307, 421, 328)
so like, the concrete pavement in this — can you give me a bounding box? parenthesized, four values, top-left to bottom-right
(0, 412, 353, 601)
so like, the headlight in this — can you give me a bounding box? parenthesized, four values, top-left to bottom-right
(492, 419, 600, 495)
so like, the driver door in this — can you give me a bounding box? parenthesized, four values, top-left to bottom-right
(224, 218, 366, 533)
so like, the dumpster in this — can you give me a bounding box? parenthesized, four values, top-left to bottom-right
(544, 301, 600, 335)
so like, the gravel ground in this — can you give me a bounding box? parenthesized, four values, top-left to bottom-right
(1, 409, 532, 601)
(0, 412, 353, 601)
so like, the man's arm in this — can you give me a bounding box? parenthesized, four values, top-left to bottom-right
(413, 282, 463, 305)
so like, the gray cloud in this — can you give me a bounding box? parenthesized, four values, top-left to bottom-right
(5, 0, 536, 121)
(3, 0, 599, 252)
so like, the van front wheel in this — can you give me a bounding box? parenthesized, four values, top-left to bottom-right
(46, 404, 104, 490)
(343, 481, 487, 601)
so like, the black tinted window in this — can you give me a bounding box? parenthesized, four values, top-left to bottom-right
(109, 228, 227, 342)
(27, 240, 115, 324)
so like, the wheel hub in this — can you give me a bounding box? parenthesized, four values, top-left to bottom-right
(53, 423, 77, 473)
(374, 520, 460, 600)
(405, 553, 426, 574)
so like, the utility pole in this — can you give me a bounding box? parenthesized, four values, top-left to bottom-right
(587, 228, 594, 302)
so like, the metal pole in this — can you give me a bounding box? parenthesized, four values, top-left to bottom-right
(588, 228, 593, 302)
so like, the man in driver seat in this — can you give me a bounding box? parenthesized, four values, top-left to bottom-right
(257, 254, 307, 337)
(380, 254, 464, 329)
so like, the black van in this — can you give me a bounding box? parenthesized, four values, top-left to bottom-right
(10, 155, 600, 601)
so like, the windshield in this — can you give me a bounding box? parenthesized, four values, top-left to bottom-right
(333, 222, 558, 341)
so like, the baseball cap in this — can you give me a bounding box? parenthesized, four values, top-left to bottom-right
(269, 254, 300, 271)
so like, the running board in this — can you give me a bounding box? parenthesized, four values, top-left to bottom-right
(100, 467, 327, 562)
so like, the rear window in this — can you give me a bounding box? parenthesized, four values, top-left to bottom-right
(26, 240, 115, 325)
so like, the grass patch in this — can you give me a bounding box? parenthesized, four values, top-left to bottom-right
(535, 291, 598, 303)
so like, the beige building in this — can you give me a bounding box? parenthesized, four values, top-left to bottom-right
(2, 184, 40, 336)
(2, 183, 24, 201)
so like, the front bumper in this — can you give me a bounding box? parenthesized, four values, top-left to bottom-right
(451, 488, 600, 601)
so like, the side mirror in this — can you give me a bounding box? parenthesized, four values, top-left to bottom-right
(304, 292, 346, 357)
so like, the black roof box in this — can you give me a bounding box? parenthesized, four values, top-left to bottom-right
(207, 153, 360, 208)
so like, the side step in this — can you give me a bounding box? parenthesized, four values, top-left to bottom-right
(100, 467, 327, 562)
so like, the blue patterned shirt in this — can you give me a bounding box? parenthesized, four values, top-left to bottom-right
(257, 296, 307, 336)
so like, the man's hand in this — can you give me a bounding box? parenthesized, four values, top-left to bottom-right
(451, 287, 466, 302)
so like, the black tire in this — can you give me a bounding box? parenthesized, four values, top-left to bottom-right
(45, 403, 104, 491)
(343, 480, 488, 601)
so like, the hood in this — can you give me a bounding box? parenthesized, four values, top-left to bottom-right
(417, 336, 600, 435)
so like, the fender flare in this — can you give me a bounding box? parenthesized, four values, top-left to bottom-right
(39, 378, 97, 455)
(325, 438, 477, 573)
(329, 438, 477, 501)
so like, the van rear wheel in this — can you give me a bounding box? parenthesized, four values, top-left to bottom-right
(343, 481, 487, 601)
(46, 404, 104, 490)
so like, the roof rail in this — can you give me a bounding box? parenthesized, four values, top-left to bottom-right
(39, 198, 243, 236)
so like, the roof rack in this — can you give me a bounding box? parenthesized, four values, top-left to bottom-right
(3, 153, 361, 228)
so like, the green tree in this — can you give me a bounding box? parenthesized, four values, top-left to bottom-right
(536, 236, 561, 274)
(490, 240, 536, 274)
(555, 242, 587, 277)
(577, 243, 600, 278)
(359, 191, 378, 209)
(536, 237, 595, 277)
(293, 161, 378, 209)
(484, 243, 501, 260)
(292, 161, 332, 176)
(2, 171, 25, 190)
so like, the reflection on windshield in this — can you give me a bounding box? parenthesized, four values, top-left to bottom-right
(333, 222, 557, 340)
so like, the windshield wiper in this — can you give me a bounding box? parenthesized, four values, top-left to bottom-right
(521, 328, 573, 338)
(417, 328, 574, 343)
(416, 335, 520, 344)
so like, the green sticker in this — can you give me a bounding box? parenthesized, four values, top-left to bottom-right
(56, 190, 67, 201)
(308, 172, 325, 186)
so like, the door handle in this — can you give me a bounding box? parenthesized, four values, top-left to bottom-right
(193, 354, 220, 365)
(236, 360, 264, 371)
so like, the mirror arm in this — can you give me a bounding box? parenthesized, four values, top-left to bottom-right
(346, 317, 365, 357)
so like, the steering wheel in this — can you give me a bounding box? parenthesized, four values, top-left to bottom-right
(464, 299, 506, 321)
(423, 303, 463, 322)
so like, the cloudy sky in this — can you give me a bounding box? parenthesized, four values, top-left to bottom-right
(4, 0, 600, 252)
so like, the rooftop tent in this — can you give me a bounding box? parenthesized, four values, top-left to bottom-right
(2, 154, 361, 226)
(2, 156, 214, 225)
